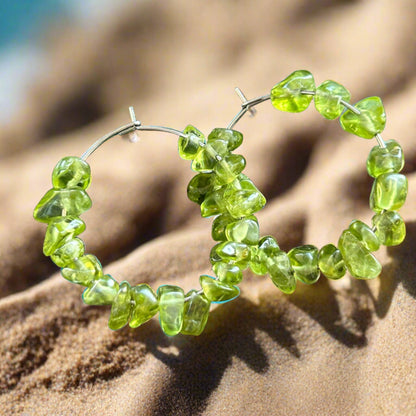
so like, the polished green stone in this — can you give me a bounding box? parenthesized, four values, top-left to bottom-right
(52, 156, 91, 190)
(34, 188, 92, 223)
(224, 174, 266, 218)
(339, 96, 386, 139)
(212, 213, 235, 241)
(181, 290, 211, 336)
(318, 244, 346, 280)
(51, 237, 85, 267)
(366, 140, 404, 178)
(200, 187, 227, 217)
(210, 243, 223, 265)
(338, 230, 381, 279)
(249, 245, 268, 275)
(191, 140, 229, 173)
(213, 154, 246, 185)
(314, 80, 351, 120)
(215, 241, 251, 266)
(43, 216, 85, 256)
(200, 275, 240, 303)
(370, 173, 408, 212)
(225, 215, 259, 245)
(288, 245, 320, 284)
(157, 285, 185, 336)
(178, 125, 205, 160)
(348, 220, 380, 252)
(187, 173, 213, 205)
(108, 281, 132, 330)
(61, 254, 103, 286)
(372, 210, 406, 246)
(266, 250, 296, 294)
(271, 70, 315, 112)
(213, 261, 243, 285)
(129, 284, 159, 328)
(82, 274, 119, 305)
(207, 128, 243, 151)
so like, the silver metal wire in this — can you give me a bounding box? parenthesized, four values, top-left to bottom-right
(227, 93, 271, 129)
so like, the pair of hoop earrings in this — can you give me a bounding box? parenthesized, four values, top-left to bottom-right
(34, 70, 407, 337)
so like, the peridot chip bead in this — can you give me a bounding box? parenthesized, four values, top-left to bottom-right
(318, 244, 346, 280)
(200, 187, 227, 217)
(207, 128, 243, 151)
(225, 215, 259, 245)
(51, 237, 85, 267)
(200, 275, 240, 303)
(82, 274, 119, 305)
(213, 154, 246, 185)
(369, 173, 408, 212)
(157, 285, 185, 336)
(348, 220, 380, 252)
(52, 156, 91, 190)
(249, 245, 268, 275)
(215, 241, 251, 266)
(224, 174, 266, 218)
(108, 281, 132, 330)
(178, 125, 205, 160)
(366, 139, 404, 178)
(372, 210, 406, 246)
(338, 230, 382, 279)
(213, 261, 243, 285)
(266, 250, 296, 294)
(129, 284, 159, 328)
(212, 213, 235, 241)
(187, 173, 213, 205)
(339, 96, 386, 139)
(34, 188, 92, 223)
(61, 254, 103, 286)
(181, 290, 211, 336)
(191, 140, 229, 173)
(288, 245, 320, 285)
(271, 70, 315, 112)
(43, 216, 86, 256)
(314, 80, 351, 120)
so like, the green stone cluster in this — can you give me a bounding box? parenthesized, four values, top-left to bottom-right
(33, 70, 408, 337)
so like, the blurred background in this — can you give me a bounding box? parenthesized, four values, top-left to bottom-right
(1, 0, 416, 295)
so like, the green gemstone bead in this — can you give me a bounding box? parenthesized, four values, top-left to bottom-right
(210, 243, 223, 265)
(181, 290, 211, 336)
(178, 125, 205, 160)
(339, 96, 386, 139)
(34, 188, 92, 223)
(61, 254, 103, 286)
(372, 210, 406, 246)
(191, 140, 229, 173)
(225, 215, 259, 245)
(43, 216, 86, 256)
(200, 187, 227, 217)
(212, 213, 235, 241)
(224, 174, 266, 218)
(108, 281, 132, 330)
(187, 173, 213, 205)
(200, 275, 240, 303)
(314, 80, 351, 120)
(157, 285, 185, 336)
(318, 244, 346, 280)
(207, 128, 243, 151)
(51, 237, 85, 267)
(52, 157, 91, 190)
(213, 154, 246, 185)
(271, 70, 315, 112)
(338, 230, 381, 279)
(249, 245, 268, 275)
(348, 220, 380, 252)
(82, 274, 119, 305)
(288, 245, 320, 285)
(213, 261, 243, 285)
(129, 284, 159, 328)
(215, 241, 251, 265)
(266, 250, 296, 294)
(366, 140, 404, 178)
(370, 173, 408, 212)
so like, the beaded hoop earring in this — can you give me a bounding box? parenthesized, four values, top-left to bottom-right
(34, 70, 407, 336)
